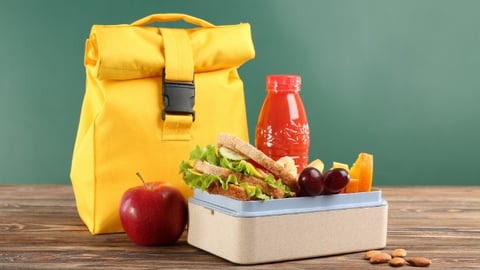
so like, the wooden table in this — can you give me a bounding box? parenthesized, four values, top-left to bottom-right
(0, 185, 479, 269)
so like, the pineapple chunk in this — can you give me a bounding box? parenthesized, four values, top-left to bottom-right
(332, 161, 349, 172)
(308, 159, 324, 173)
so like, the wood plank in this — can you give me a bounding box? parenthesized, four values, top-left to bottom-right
(0, 185, 479, 269)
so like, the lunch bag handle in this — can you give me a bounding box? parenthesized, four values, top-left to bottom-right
(131, 13, 215, 28)
(132, 13, 203, 140)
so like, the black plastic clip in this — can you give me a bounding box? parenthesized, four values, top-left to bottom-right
(162, 77, 195, 121)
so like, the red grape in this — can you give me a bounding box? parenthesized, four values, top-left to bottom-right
(323, 168, 350, 194)
(298, 167, 325, 196)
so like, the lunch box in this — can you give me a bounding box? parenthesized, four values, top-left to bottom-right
(187, 189, 388, 264)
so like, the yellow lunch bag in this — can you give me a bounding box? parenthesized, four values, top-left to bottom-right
(70, 13, 255, 234)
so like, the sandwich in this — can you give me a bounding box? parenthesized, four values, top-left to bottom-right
(179, 132, 300, 200)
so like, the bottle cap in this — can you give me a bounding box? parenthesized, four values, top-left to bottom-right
(266, 74, 301, 92)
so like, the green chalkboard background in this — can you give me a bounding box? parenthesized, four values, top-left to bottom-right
(1, 0, 479, 185)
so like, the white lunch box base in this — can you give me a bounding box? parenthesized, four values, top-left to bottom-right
(187, 189, 388, 264)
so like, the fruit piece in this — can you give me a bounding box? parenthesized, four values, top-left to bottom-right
(332, 161, 349, 171)
(392, 248, 407, 258)
(344, 178, 359, 193)
(331, 162, 349, 193)
(406, 257, 431, 267)
(389, 257, 406, 267)
(349, 152, 373, 192)
(364, 250, 383, 260)
(308, 159, 324, 173)
(119, 172, 188, 246)
(370, 252, 392, 264)
(218, 146, 247, 160)
(323, 168, 350, 194)
(298, 167, 324, 196)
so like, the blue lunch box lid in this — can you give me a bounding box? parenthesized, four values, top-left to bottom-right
(189, 188, 387, 217)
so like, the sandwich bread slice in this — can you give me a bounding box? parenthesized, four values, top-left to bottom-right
(217, 132, 299, 193)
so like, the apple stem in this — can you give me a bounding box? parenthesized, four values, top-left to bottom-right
(136, 172, 147, 189)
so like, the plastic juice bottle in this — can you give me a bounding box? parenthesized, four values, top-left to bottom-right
(255, 74, 310, 172)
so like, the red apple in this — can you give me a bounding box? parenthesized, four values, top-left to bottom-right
(119, 172, 188, 246)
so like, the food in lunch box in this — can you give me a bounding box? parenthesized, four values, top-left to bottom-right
(180, 132, 299, 200)
(298, 167, 350, 196)
(305, 152, 374, 194)
(298, 167, 325, 196)
(323, 168, 350, 194)
(349, 152, 373, 192)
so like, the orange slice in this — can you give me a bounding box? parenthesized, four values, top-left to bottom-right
(344, 178, 360, 193)
(349, 153, 373, 192)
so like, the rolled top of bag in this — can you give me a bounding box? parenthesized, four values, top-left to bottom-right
(84, 23, 255, 80)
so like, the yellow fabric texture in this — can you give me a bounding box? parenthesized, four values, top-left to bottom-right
(70, 13, 255, 234)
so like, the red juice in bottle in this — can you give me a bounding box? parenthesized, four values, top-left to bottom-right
(255, 74, 310, 172)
